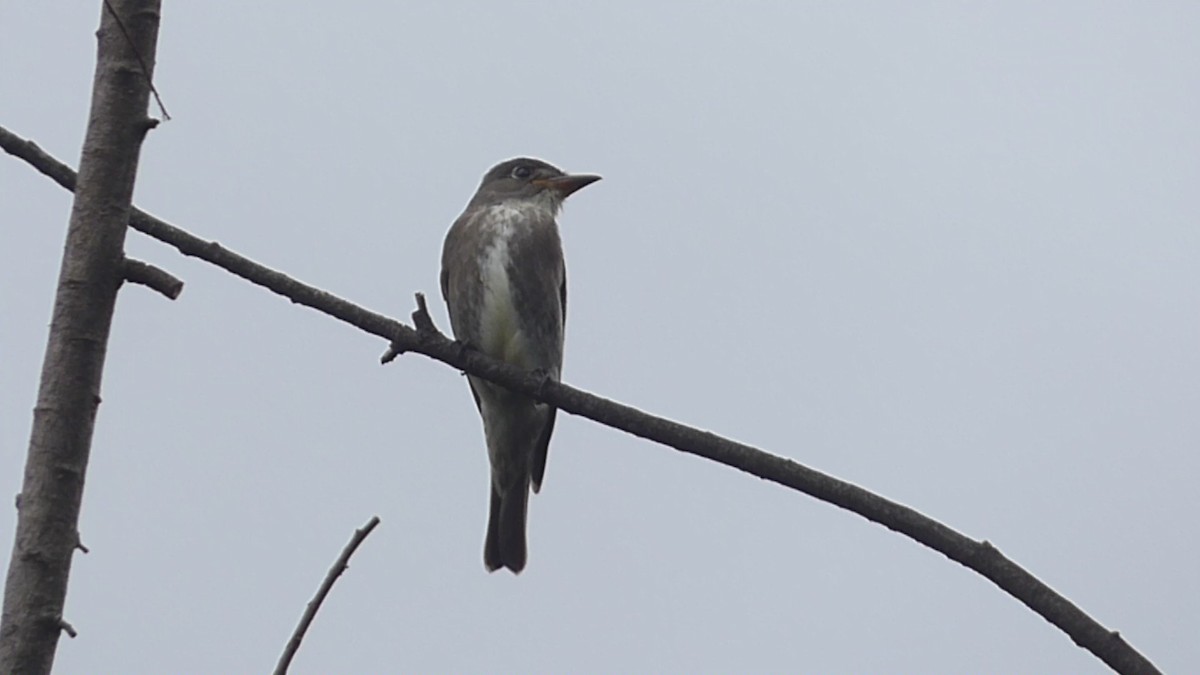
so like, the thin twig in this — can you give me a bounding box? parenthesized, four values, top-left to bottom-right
(411, 292, 436, 333)
(102, 0, 170, 120)
(381, 292, 436, 363)
(1, 124, 1162, 675)
(274, 516, 381, 675)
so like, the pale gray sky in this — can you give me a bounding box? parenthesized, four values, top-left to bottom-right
(2, 2, 1197, 673)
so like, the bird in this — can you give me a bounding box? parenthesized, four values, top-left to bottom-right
(440, 157, 600, 573)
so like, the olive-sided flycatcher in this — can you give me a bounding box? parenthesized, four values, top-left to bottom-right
(441, 157, 600, 573)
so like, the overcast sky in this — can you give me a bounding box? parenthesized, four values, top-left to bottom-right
(2, 2, 1197, 673)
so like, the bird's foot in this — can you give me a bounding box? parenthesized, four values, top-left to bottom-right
(529, 367, 557, 399)
(455, 340, 483, 375)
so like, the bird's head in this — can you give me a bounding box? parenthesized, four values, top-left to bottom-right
(473, 157, 601, 211)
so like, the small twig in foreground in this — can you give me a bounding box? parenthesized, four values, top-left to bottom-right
(274, 516, 381, 675)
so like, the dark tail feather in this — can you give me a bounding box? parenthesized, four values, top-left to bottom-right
(484, 483, 528, 574)
(530, 407, 557, 494)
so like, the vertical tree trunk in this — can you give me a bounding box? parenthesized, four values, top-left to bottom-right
(0, 2, 163, 672)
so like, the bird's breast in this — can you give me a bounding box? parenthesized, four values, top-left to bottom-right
(478, 221, 530, 368)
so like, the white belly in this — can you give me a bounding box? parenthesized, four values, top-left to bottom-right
(478, 227, 531, 368)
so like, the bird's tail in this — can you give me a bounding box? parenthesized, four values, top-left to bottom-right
(484, 482, 529, 574)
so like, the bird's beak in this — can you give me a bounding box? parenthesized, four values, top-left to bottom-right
(534, 173, 602, 197)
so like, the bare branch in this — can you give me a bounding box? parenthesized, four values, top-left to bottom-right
(122, 257, 183, 299)
(0, 125, 1161, 675)
(0, 127, 79, 190)
(274, 516, 381, 675)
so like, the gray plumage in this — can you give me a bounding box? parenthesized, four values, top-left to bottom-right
(440, 157, 600, 573)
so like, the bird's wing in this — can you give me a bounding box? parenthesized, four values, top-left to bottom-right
(531, 268, 566, 493)
(559, 268, 567, 320)
(531, 407, 556, 493)
(466, 378, 483, 413)
(440, 214, 484, 415)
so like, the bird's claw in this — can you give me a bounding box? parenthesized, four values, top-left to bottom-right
(529, 367, 556, 397)
(456, 340, 481, 374)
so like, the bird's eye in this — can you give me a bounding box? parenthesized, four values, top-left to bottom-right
(512, 165, 533, 180)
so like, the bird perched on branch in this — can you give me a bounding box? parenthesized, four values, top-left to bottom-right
(440, 157, 600, 573)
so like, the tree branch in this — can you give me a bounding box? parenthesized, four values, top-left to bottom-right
(0, 2, 163, 672)
(274, 516, 381, 675)
(122, 257, 183, 299)
(0, 124, 1161, 675)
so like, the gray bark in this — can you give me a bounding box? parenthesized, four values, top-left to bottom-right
(0, 2, 162, 672)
